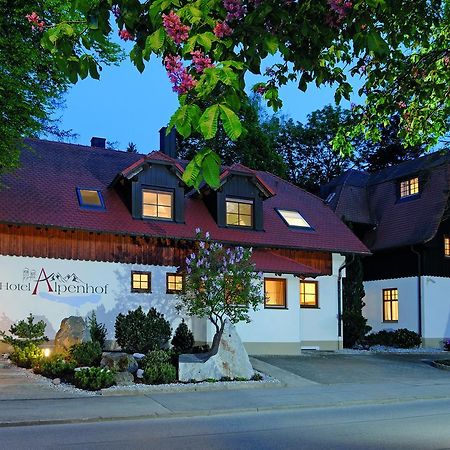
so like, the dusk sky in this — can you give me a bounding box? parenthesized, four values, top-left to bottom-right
(56, 42, 357, 153)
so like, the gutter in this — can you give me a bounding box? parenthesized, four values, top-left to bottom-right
(337, 254, 355, 347)
(411, 245, 423, 338)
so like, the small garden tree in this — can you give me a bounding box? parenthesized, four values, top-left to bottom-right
(176, 230, 264, 348)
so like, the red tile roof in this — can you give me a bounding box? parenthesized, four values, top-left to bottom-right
(0, 139, 369, 256)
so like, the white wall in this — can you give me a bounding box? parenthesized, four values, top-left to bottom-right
(363, 277, 419, 333)
(423, 276, 450, 340)
(0, 255, 184, 339)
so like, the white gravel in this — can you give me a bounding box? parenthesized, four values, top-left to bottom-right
(337, 346, 447, 354)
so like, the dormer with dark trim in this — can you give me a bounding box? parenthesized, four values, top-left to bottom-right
(114, 151, 186, 223)
(201, 163, 274, 231)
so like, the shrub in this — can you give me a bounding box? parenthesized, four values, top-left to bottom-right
(74, 367, 115, 391)
(87, 312, 107, 349)
(142, 349, 177, 385)
(364, 328, 421, 349)
(69, 341, 102, 367)
(10, 344, 43, 369)
(38, 355, 76, 381)
(171, 320, 194, 354)
(443, 339, 450, 351)
(115, 306, 172, 354)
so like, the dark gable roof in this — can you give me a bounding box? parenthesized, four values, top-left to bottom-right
(0, 138, 368, 256)
(322, 151, 450, 251)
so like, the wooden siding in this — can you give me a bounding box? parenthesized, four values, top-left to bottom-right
(0, 223, 332, 274)
(271, 248, 332, 275)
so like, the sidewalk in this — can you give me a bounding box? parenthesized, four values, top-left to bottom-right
(1, 356, 450, 427)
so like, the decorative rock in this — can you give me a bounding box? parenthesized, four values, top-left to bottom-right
(103, 340, 122, 352)
(54, 316, 91, 353)
(136, 368, 144, 379)
(101, 352, 138, 374)
(133, 353, 145, 360)
(114, 371, 134, 386)
(52, 378, 61, 385)
(178, 320, 253, 382)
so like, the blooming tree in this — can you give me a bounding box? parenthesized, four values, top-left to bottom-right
(25, 1, 450, 187)
(176, 230, 264, 342)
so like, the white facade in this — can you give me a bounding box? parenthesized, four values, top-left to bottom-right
(363, 276, 450, 345)
(0, 254, 345, 354)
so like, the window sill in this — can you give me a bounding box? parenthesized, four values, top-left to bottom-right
(264, 306, 288, 310)
(300, 306, 320, 309)
(382, 320, 398, 323)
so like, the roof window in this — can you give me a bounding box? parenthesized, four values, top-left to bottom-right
(76, 188, 105, 210)
(399, 177, 419, 198)
(276, 209, 312, 229)
(325, 192, 336, 204)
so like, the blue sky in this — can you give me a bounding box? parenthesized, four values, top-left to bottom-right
(56, 50, 354, 153)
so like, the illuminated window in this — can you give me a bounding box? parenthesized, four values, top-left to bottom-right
(400, 177, 419, 198)
(76, 188, 105, 209)
(226, 198, 253, 227)
(166, 273, 184, 294)
(142, 189, 173, 220)
(264, 278, 286, 308)
(445, 236, 450, 257)
(276, 209, 312, 229)
(383, 288, 398, 322)
(300, 280, 318, 308)
(131, 271, 151, 293)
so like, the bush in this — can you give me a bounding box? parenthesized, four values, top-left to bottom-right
(87, 312, 107, 349)
(0, 313, 48, 349)
(364, 328, 421, 349)
(74, 367, 115, 391)
(342, 310, 372, 348)
(142, 350, 177, 385)
(69, 341, 102, 367)
(443, 339, 450, 351)
(38, 355, 76, 381)
(10, 344, 43, 369)
(171, 320, 194, 354)
(115, 306, 172, 354)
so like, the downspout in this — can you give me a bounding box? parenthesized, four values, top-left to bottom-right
(338, 254, 355, 348)
(411, 245, 423, 339)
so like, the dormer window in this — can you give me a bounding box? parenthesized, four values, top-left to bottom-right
(76, 188, 105, 210)
(400, 177, 419, 198)
(276, 209, 312, 229)
(226, 197, 253, 228)
(142, 189, 173, 220)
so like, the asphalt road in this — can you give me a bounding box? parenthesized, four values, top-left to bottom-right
(2, 398, 450, 450)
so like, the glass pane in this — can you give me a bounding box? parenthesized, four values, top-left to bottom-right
(392, 301, 399, 321)
(265, 280, 285, 307)
(80, 190, 102, 206)
(158, 205, 172, 219)
(227, 213, 239, 226)
(239, 214, 252, 227)
(303, 282, 316, 295)
(158, 192, 173, 207)
(278, 209, 311, 228)
(132, 273, 140, 282)
(239, 203, 252, 215)
(143, 204, 158, 217)
(143, 191, 157, 205)
(140, 281, 148, 289)
(226, 201, 239, 213)
(384, 302, 391, 321)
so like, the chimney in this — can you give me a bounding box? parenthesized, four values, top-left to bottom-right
(159, 127, 177, 158)
(90, 137, 106, 148)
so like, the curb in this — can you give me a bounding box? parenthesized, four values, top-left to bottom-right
(2, 393, 450, 428)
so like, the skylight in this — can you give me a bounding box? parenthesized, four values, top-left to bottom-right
(325, 192, 336, 203)
(276, 209, 312, 229)
(76, 188, 105, 210)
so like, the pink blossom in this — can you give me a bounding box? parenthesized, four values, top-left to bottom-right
(255, 85, 267, 94)
(327, 0, 352, 26)
(118, 29, 134, 41)
(223, 0, 245, 21)
(213, 21, 233, 38)
(111, 5, 121, 19)
(164, 55, 197, 95)
(25, 12, 45, 31)
(162, 11, 190, 45)
(191, 51, 214, 73)
(398, 101, 407, 109)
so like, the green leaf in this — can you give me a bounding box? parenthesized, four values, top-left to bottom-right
(197, 32, 215, 52)
(264, 35, 278, 55)
(146, 28, 165, 53)
(219, 104, 242, 140)
(87, 15, 99, 30)
(202, 151, 221, 189)
(199, 104, 220, 139)
(367, 31, 389, 55)
(182, 159, 202, 188)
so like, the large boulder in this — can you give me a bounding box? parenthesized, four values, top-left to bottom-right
(178, 320, 253, 382)
(113, 371, 134, 386)
(54, 316, 90, 353)
(100, 352, 138, 374)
